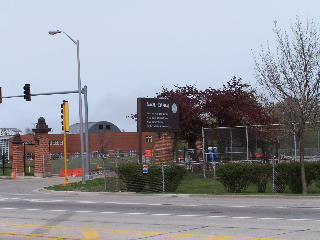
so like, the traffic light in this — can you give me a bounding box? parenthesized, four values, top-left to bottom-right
(23, 84, 31, 101)
(61, 100, 70, 132)
(0, 87, 2, 104)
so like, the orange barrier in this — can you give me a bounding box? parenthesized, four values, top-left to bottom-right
(73, 168, 83, 177)
(59, 169, 73, 177)
(59, 168, 86, 177)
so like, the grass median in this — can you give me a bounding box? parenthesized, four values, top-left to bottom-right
(45, 177, 125, 192)
(45, 172, 320, 195)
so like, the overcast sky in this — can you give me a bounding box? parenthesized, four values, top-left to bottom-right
(0, 0, 319, 133)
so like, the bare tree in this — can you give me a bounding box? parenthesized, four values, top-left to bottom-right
(97, 133, 113, 191)
(254, 17, 320, 194)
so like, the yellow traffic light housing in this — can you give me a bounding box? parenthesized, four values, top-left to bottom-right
(61, 100, 70, 132)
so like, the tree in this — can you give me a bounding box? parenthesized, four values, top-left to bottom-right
(157, 85, 203, 149)
(97, 133, 113, 191)
(203, 77, 271, 127)
(157, 78, 271, 148)
(253, 17, 320, 193)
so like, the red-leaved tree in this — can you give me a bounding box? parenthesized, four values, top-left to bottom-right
(157, 77, 272, 148)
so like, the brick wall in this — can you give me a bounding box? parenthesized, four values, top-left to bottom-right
(9, 132, 156, 160)
(34, 134, 51, 177)
(10, 131, 176, 164)
(153, 132, 174, 163)
(12, 143, 24, 176)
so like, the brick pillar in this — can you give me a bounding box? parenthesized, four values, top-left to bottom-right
(11, 134, 24, 176)
(154, 132, 174, 163)
(33, 117, 52, 177)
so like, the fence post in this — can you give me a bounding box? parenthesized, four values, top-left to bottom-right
(272, 157, 275, 193)
(102, 154, 107, 191)
(293, 124, 297, 161)
(212, 161, 217, 194)
(202, 127, 206, 178)
(161, 164, 165, 192)
(116, 157, 119, 192)
(245, 126, 249, 161)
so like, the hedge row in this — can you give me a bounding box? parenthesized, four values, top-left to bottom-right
(118, 163, 186, 192)
(216, 162, 320, 193)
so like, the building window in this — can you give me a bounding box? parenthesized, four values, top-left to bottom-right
(0, 139, 9, 156)
(99, 125, 103, 130)
(50, 152, 63, 160)
(49, 140, 63, 145)
(26, 152, 34, 160)
(145, 136, 152, 143)
(106, 125, 110, 130)
(24, 141, 33, 145)
(72, 152, 80, 159)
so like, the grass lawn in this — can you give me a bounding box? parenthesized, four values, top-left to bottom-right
(45, 171, 320, 195)
(176, 173, 225, 194)
(45, 177, 125, 192)
(176, 172, 320, 195)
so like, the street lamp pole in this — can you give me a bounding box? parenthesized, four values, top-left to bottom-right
(49, 30, 86, 183)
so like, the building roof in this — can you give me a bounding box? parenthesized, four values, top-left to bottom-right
(69, 121, 121, 134)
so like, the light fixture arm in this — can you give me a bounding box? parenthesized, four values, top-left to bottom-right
(62, 31, 77, 45)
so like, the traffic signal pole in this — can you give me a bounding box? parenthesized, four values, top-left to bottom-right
(63, 130, 68, 185)
(61, 101, 70, 185)
(2, 90, 78, 99)
(1, 87, 91, 182)
(83, 85, 91, 180)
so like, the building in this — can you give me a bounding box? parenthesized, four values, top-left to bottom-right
(8, 117, 175, 177)
(8, 119, 157, 161)
(13, 131, 156, 161)
(0, 128, 21, 160)
(69, 121, 121, 134)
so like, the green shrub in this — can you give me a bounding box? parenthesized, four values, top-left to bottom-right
(274, 161, 320, 193)
(216, 163, 252, 193)
(250, 164, 272, 193)
(164, 164, 187, 192)
(118, 163, 186, 193)
(145, 165, 163, 192)
(118, 163, 146, 192)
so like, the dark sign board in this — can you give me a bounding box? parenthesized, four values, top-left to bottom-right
(137, 98, 179, 132)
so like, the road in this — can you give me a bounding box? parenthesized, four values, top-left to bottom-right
(0, 177, 319, 240)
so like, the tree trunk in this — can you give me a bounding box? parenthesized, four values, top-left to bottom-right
(299, 133, 307, 194)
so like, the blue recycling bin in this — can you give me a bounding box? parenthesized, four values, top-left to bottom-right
(207, 147, 218, 162)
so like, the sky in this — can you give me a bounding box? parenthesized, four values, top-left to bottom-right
(0, 0, 319, 133)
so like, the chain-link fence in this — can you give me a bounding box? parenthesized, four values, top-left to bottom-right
(201, 125, 320, 194)
(50, 150, 186, 193)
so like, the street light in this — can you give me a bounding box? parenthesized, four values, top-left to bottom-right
(49, 30, 86, 183)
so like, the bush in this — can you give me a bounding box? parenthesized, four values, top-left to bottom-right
(250, 164, 272, 193)
(118, 163, 146, 192)
(145, 165, 163, 192)
(216, 163, 252, 193)
(273, 161, 320, 193)
(164, 164, 187, 192)
(118, 163, 186, 193)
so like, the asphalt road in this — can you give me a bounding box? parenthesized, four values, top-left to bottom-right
(0, 177, 319, 240)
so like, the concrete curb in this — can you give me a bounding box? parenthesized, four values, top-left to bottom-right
(37, 187, 137, 196)
(37, 187, 320, 199)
